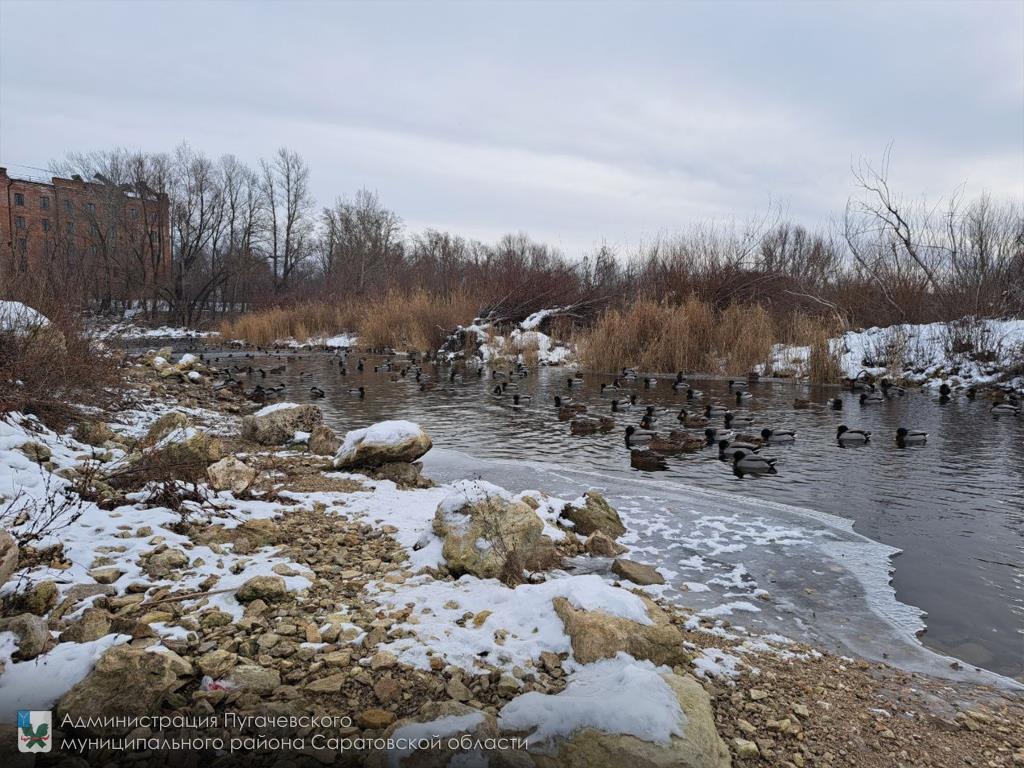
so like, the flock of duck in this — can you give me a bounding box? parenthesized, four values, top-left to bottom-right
(203, 348, 1022, 478)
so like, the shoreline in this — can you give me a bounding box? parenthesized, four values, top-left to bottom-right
(0, 351, 1022, 766)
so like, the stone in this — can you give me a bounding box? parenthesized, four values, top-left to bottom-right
(308, 425, 340, 456)
(323, 650, 352, 667)
(197, 649, 238, 678)
(446, 678, 472, 701)
(59, 608, 113, 643)
(584, 531, 627, 557)
(89, 566, 124, 585)
(0, 530, 17, 586)
(227, 665, 281, 693)
(733, 738, 760, 758)
(206, 456, 259, 494)
(52, 584, 116, 619)
(528, 672, 731, 768)
(372, 461, 426, 488)
(18, 441, 51, 463)
(0, 614, 49, 660)
(241, 404, 322, 446)
(199, 609, 233, 628)
(75, 420, 116, 447)
(57, 646, 187, 733)
(333, 420, 432, 469)
(22, 580, 57, 615)
(373, 676, 403, 704)
(748, 689, 768, 701)
(559, 491, 626, 538)
(143, 548, 190, 578)
(611, 558, 665, 586)
(364, 702, 498, 768)
(304, 673, 348, 693)
(357, 709, 396, 730)
(370, 650, 397, 670)
(553, 595, 687, 666)
(432, 483, 553, 579)
(236, 575, 287, 603)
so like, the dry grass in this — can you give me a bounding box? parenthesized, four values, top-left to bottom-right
(219, 291, 477, 352)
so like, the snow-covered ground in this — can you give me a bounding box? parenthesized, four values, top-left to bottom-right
(762, 317, 1024, 388)
(0, 300, 49, 333)
(446, 310, 574, 366)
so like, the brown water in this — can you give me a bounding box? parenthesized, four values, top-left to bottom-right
(187, 345, 1024, 680)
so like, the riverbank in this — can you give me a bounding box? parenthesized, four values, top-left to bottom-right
(1, 350, 1022, 766)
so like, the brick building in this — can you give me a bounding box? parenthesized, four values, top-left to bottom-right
(0, 166, 171, 302)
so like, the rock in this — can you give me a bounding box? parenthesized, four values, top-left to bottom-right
(89, 566, 124, 585)
(733, 738, 760, 758)
(227, 664, 281, 693)
(446, 678, 472, 702)
(74, 420, 115, 447)
(0, 614, 49, 660)
(357, 709, 396, 730)
(22, 580, 57, 615)
(370, 650, 397, 670)
(323, 650, 352, 667)
(241, 403, 322, 446)
(206, 456, 258, 494)
(142, 411, 191, 447)
(308, 425, 340, 456)
(432, 481, 553, 580)
(526, 671, 730, 768)
(52, 584, 116, 620)
(611, 559, 665, 586)
(143, 548, 190, 578)
(584, 531, 627, 557)
(305, 673, 348, 693)
(197, 649, 238, 678)
(748, 689, 768, 701)
(553, 595, 686, 666)
(372, 461, 428, 488)
(199, 609, 233, 628)
(59, 608, 113, 643)
(560, 491, 626, 538)
(373, 676, 403, 704)
(365, 702, 498, 768)
(333, 420, 432, 469)
(0, 530, 17, 586)
(18, 441, 51, 463)
(236, 575, 287, 603)
(58, 645, 187, 733)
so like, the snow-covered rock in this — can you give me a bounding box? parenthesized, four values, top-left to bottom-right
(333, 420, 432, 469)
(241, 403, 322, 445)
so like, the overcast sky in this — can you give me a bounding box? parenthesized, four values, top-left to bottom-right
(1, 0, 1021, 255)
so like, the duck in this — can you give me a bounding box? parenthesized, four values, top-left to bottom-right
(735, 390, 753, 403)
(895, 427, 928, 446)
(830, 397, 843, 410)
(732, 449, 778, 476)
(704, 404, 728, 417)
(760, 428, 796, 443)
(879, 380, 906, 397)
(511, 394, 532, 407)
(490, 384, 506, 398)
(643, 405, 659, 424)
(347, 386, 366, 398)
(677, 408, 708, 428)
(704, 427, 736, 445)
(621, 367, 638, 381)
(600, 380, 624, 395)
(649, 432, 704, 454)
(965, 386, 977, 400)
(624, 425, 658, 446)
(629, 449, 667, 471)
(718, 439, 761, 459)
(860, 392, 885, 405)
(991, 401, 1021, 416)
(672, 373, 688, 391)
(665, 430, 707, 451)
(793, 398, 810, 409)
(643, 376, 658, 388)
(610, 395, 639, 412)
(571, 415, 616, 435)
(938, 383, 952, 400)
(554, 395, 586, 412)
(309, 386, 325, 398)
(836, 425, 871, 444)
(686, 388, 704, 400)
(728, 379, 748, 390)
(567, 376, 585, 388)
(723, 411, 754, 428)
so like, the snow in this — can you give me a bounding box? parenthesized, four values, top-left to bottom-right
(387, 712, 487, 767)
(0, 300, 49, 332)
(253, 401, 303, 417)
(498, 654, 685, 749)
(692, 647, 743, 680)
(334, 420, 425, 464)
(322, 333, 358, 348)
(370, 573, 651, 671)
(446, 309, 575, 366)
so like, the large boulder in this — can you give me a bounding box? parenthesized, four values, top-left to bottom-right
(0, 613, 50, 660)
(433, 480, 554, 579)
(206, 456, 258, 494)
(57, 646, 188, 733)
(0, 530, 17, 586)
(612, 559, 665, 586)
(333, 420, 432, 469)
(553, 595, 686, 666)
(365, 702, 499, 768)
(236, 575, 287, 603)
(241, 403, 322, 445)
(560, 492, 626, 539)
(503, 661, 730, 768)
(308, 425, 340, 456)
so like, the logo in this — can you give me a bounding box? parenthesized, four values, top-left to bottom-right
(17, 710, 52, 752)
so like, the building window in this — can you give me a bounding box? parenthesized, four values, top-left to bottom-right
(17, 238, 27, 251)
(15, 216, 26, 230)
(42, 218, 51, 232)
(14, 192, 25, 206)
(41, 196, 50, 210)
(66, 222, 75, 234)
(131, 207, 139, 219)
(64, 199, 73, 213)
(87, 202, 96, 214)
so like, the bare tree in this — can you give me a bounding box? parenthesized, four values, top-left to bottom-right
(261, 148, 313, 294)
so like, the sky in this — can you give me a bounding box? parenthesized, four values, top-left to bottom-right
(1, 0, 1022, 256)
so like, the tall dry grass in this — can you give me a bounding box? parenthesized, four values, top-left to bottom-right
(219, 302, 362, 347)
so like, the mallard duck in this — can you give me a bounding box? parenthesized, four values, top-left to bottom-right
(938, 383, 952, 399)
(571, 415, 616, 435)
(621, 367, 638, 381)
(600, 380, 624, 395)
(991, 401, 1020, 416)
(728, 379, 748, 390)
(760, 428, 796, 443)
(704, 427, 736, 445)
(347, 386, 366, 398)
(836, 425, 870, 444)
(644, 376, 658, 388)
(624, 425, 658, 446)
(567, 376, 584, 388)
(732, 449, 778, 476)
(630, 449, 667, 471)
(724, 411, 754, 428)
(793, 398, 810, 409)
(895, 427, 927, 446)
(735, 390, 753, 403)
(672, 373, 688, 391)
(643, 405, 659, 424)
(705, 404, 728, 417)
(718, 439, 761, 459)
(555, 395, 585, 410)
(610, 395, 639, 412)
(511, 394, 532, 407)
(666, 430, 707, 451)
(677, 408, 708, 427)
(860, 392, 884, 405)
(686, 388, 704, 400)
(829, 397, 843, 410)
(309, 386, 325, 398)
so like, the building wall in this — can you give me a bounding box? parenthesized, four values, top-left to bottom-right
(0, 167, 171, 301)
